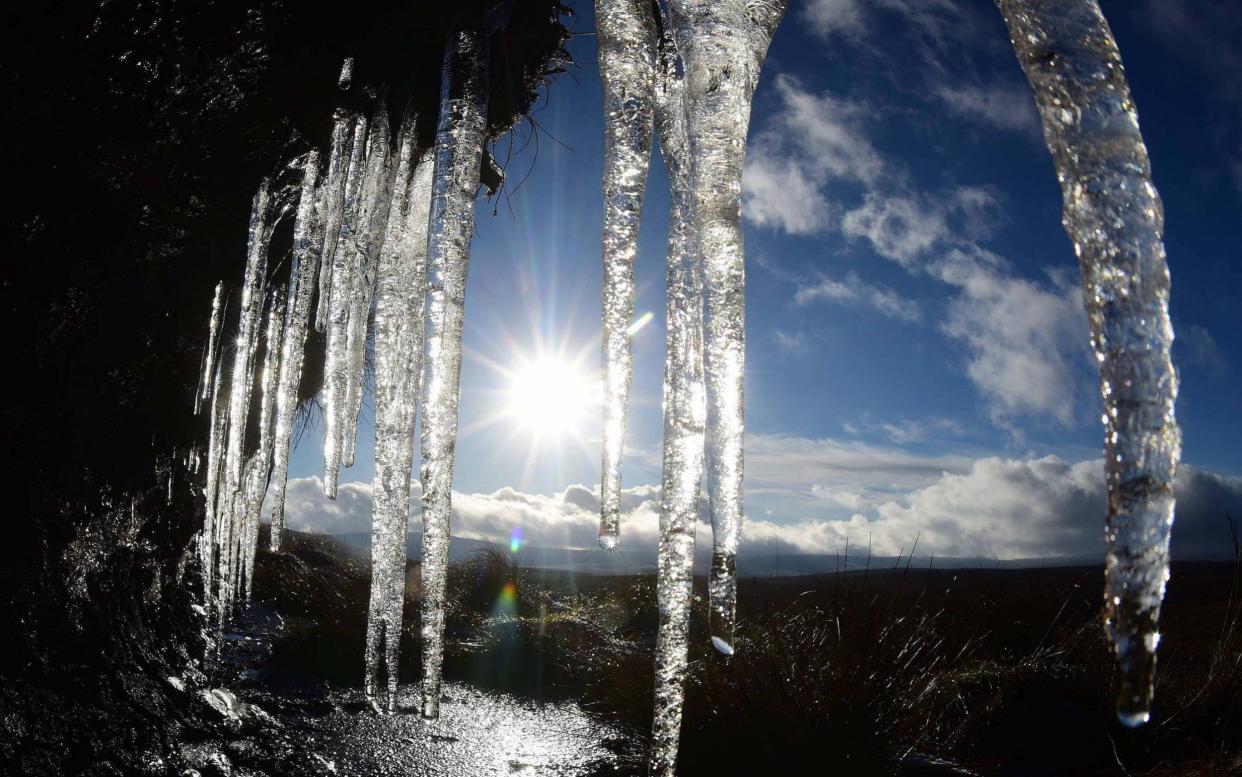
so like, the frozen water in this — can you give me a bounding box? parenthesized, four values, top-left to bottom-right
(196, 282, 225, 415)
(270, 151, 323, 552)
(667, 0, 787, 659)
(998, 0, 1181, 727)
(418, 24, 489, 720)
(343, 95, 396, 470)
(316, 104, 356, 334)
(596, 0, 658, 551)
(649, 10, 707, 776)
(323, 112, 371, 498)
(366, 106, 433, 714)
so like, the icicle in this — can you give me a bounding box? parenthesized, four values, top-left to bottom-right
(218, 179, 277, 620)
(201, 362, 228, 597)
(238, 289, 285, 601)
(323, 113, 371, 498)
(650, 13, 706, 775)
(366, 109, 433, 715)
(270, 151, 323, 552)
(668, 0, 786, 657)
(338, 56, 355, 90)
(596, 0, 659, 551)
(343, 96, 397, 470)
(195, 282, 225, 415)
(223, 181, 276, 507)
(316, 61, 359, 333)
(997, 0, 1181, 727)
(419, 23, 489, 720)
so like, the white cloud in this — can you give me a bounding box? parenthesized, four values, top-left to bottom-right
(1177, 323, 1228, 378)
(841, 194, 946, 266)
(933, 83, 1040, 134)
(802, 0, 865, 40)
(793, 272, 921, 322)
(844, 415, 965, 445)
(277, 446, 1242, 561)
(743, 76, 883, 235)
(742, 153, 831, 234)
(840, 187, 1002, 267)
(772, 329, 810, 353)
(933, 248, 1090, 426)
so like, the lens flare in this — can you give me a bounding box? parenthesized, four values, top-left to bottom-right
(509, 526, 524, 553)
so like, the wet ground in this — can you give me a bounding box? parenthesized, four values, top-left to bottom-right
(219, 605, 638, 776)
(270, 683, 632, 777)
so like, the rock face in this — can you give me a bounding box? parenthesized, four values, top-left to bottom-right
(0, 2, 568, 772)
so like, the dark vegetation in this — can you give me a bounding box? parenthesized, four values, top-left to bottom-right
(0, 2, 569, 772)
(248, 530, 1242, 776)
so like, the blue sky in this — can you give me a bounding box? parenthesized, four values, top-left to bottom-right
(281, 0, 1241, 561)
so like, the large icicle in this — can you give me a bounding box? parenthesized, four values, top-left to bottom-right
(343, 96, 397, 470)
(195, 282, 225, 415)
(322, 112, 372, 498)
(668, 0, 787, 655)
(316, 61, 358, 333)
(419, 23, 489, 720)
(595, 0, 658, 551)
(366, 111, 434, 715)
(650, 14, 706, 775)
(270, 151, 323, 552)
(997, 0, 1181, 727)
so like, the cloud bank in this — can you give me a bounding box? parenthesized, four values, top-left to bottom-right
(276, 435, 1241, 562)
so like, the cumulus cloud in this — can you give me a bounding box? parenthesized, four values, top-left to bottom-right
(793, 272, 921, 322)
(840, 187, 1002, 267)
(841, 194, 947, 266)
(933, 249, 1090, 426)
(277, 476, 666, 551)
(743, 76, 882, 235)
(277, 447, 1242, 562)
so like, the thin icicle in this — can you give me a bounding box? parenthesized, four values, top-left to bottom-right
(650, 13, 706, 774)
(218, 179, 277, 620)
(668, 0, 787, 656)
(238, 289, 285, 601)
(596, 0, 659, 551)
(224, 180, 275, 501)
(196, 282, 225, 415)
(338, 57, 355, 90)
(343, 96, 397, 469)
(366, 113, 433, 715)
(419, 24, 489, 720)
(323, 112, 371, 498)
(997, 0, 1181, 727)
(316, 61, 358, 333)
(201, 361, 227, 597)
(270, 151, 323, 552)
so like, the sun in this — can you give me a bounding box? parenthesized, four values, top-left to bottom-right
(506, 355, 598, 439)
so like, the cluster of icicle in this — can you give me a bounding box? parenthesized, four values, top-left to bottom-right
(197, 30, 490, 718)
(593, 0, 788, 773)
(997, 0, 1180, 728)
(190, 0, 1180, 763)
(592, 0, 1180, 769)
